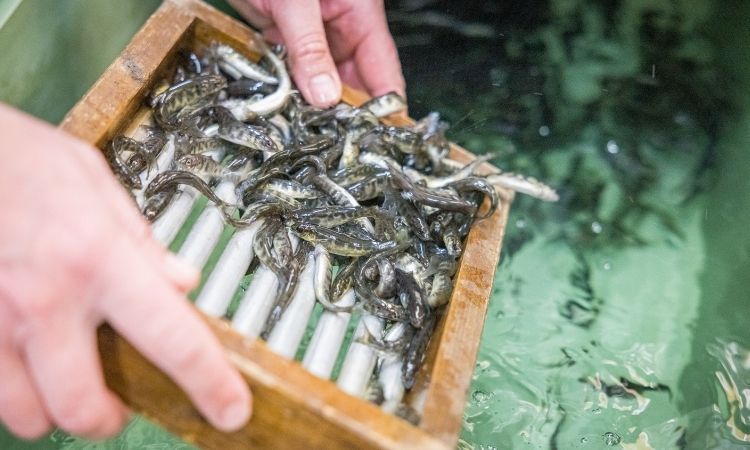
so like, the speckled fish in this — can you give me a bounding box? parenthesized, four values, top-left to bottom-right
(220, 48, 291, 119)
(361, 91, 407, 118)
(175, 154, 224, 178)
(354, 277, 408, 322)
(153, 74, 226, 127)
(144, 170, 228, 209)
(213, 106, 278, 153)
(290, 222, 398, 257)
(486, 171, 559, 202)
(401, 312, 436, 389)
(312, 245, 352, 313)
(142, 187, 176, 222)
(395, 268, 430, 328)
(211, 42, 278, 84)
(107, 136, 143, 189)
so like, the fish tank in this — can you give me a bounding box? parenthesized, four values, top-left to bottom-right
(0, 0, 748, 449)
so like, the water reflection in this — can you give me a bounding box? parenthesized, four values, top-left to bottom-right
(708, 340, 750, 443)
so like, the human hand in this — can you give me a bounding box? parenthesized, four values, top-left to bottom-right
(0, 105, 251, 440)
(228, 0, 405, 107)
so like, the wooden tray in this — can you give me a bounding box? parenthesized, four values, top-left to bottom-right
(59, 1, 512, 448)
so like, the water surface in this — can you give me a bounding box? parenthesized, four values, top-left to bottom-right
(1, 0, 749, 449)
(387, 1, 750, 448)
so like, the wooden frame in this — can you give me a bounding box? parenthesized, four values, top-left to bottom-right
(60, 1, 512, 448)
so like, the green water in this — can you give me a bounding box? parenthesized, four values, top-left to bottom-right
(389, 1, 750, 448)
(1, 0, 749, 449)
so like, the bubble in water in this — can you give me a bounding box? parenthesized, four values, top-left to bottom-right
(606, 140, 620, 154)
(539, 125, 550, 137)
(580, 437, 589, 444)
(602, 432, 622, 446)
(515, 218, 527, 229)
(602, 261, 612, 271)
(591, 221, 603, 234)
(472, 390, 491, 404)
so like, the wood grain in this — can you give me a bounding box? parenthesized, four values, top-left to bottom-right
(61, 0, 513, 448)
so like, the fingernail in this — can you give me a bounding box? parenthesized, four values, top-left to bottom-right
(308, 73, 338, 106)
(218, 400, 250, 432)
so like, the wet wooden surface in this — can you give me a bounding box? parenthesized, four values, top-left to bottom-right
(61, 0, 512, 448)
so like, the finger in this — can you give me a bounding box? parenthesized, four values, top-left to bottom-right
(225, 0, 273, 29)
(0, 340, 51, 440)
(67, 137, 200, 292)
(270, 0, 342, 107)
(21, 316, 127, 439)
(336, 59, 366, 92)
(353, 19, 406, 98)
(100, 240, 251, 432)
(321, 1, 405, 98)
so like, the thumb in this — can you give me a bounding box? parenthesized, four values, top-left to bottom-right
(270, 0, 342, 107)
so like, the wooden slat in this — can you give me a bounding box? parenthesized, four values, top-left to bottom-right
(98, 317, 446, 450)
(59, 0, 194, 146)
(62, 1, 513, 448)
(344, 85, 513, 447)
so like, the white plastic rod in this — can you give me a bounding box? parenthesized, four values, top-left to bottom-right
(231, 266, 279, 338)
(150, 143, 227, 246)
(151, 188, 200, 245)
(176, 180, 236, 268)
(302, 289, 356, 379)
(336, 314, 384, 397)
(378, 323, 408, 413)
(231, 233, 298, 339)
(266, 253, 317, 358)
(195, 220, 262, 317)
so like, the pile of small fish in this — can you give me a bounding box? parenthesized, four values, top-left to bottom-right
(105, 40, 557, 420)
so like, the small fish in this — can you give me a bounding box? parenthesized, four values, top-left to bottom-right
(288, 205, 382, 229)
(395, 268, 430, 328)
(354, 278, 408, 322)
(357, 323, 415, 354)
(227, 78, 276, 97)
(373, 257, 397, 299)
(380, 126, 422, 154)
(154, 74, 227, 127)
(290, 222, 398, 257)
(401, 312, 437, 389)
(312, 245, 353, 313)
(262, 249, 310, 338)
(220, 48, 291, 119)
(486, 172, 559, 202)
(253, 220, 289, 284)
(331, 257, 358, 300)
(106, 136, 143, 189)
(263, 179, 321, 200)
(442, 223, 463, 257)
(175, 154, 224, 178)
(142, 187, 176, 222)
(212, 43, 278, 84)
(144, 170, 228, 209)
(447, 176, 500, 220)
(361, 91, 407, 118)
(213, 107, 278, 153)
